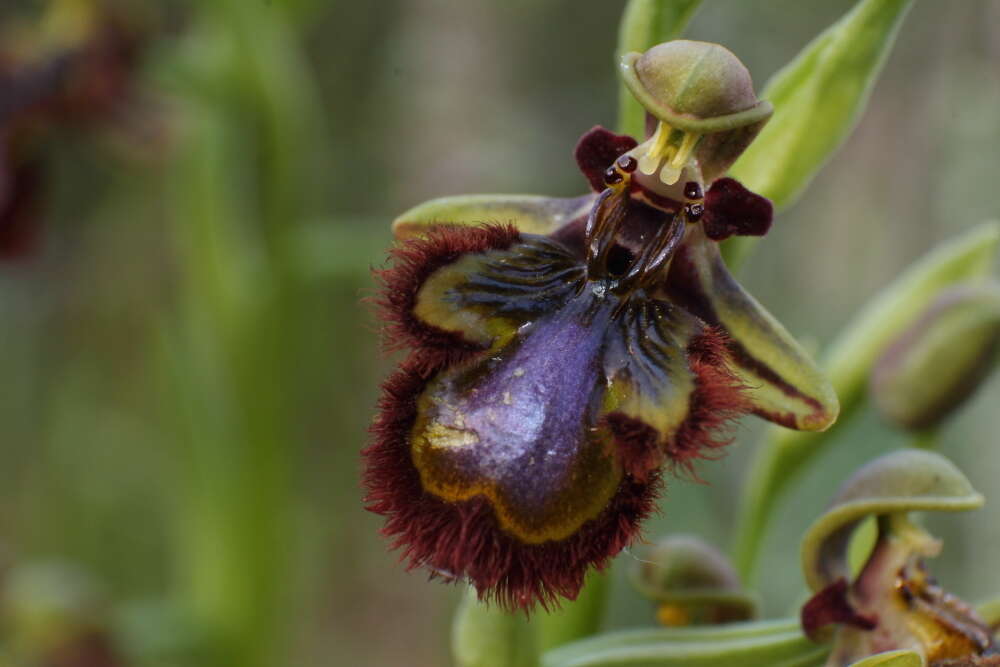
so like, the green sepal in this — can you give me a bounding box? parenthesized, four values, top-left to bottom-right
(393, 194, 595, 240)
(453, 588, 540, 667)
(729, 0, 914, 210)
(847, 651, 924, 667)
(542, 622, 825, 667)
(723, 0, 914, 268)
(800, 449, 982, 593)
(677, 229, 838, 431)
(615, 0, 704, 139)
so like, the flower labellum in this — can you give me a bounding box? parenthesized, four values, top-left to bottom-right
(364, 40, 838, 611)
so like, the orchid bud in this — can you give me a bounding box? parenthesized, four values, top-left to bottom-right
(619, 40, 773, 183)
(871, 283, 1000, 432)
(631, 535, 758, 626)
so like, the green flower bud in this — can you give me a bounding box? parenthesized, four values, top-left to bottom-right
(872, 283, 1000, 432)
(630, 535, 758, 626)
(620, 40, 773, 182)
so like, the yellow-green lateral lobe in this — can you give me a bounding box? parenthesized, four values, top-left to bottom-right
(671, 227, 839, 431)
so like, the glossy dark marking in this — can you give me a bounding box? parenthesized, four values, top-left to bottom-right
(685, 202, 704, 222)
(617, 154, 638, 173)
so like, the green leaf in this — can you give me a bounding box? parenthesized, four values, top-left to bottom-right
(723, 0, 913, 267)
(542, 625, 824, 667)
(452, 588, 540, 667)
(545, 618, 800, 659)
(616, 0, 704, 138)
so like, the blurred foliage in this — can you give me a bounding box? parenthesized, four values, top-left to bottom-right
(0, 1, 999, 666)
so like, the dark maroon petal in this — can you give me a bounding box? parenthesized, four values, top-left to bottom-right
(574, 126, 638, 192)
(801, 578, 877, 640)
(702, 177, 772, 241)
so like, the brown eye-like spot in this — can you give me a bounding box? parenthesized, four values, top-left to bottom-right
(604, 167, 623, 185)
(617, 154, 638, 173)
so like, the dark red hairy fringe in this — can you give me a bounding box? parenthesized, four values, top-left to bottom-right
(671, 327, 752, 476)
(371, 224, 520, 371)
(363, 355, 662, 612)
(605, 327, 750, 482)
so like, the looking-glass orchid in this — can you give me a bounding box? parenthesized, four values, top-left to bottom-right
(364, 40, 839, 611)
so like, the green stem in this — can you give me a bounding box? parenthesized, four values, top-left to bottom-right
(160, 102, 292, 667)
(536, 571, 610, 652)
(909, 429, 939, 450)
(155, 4, 329, 663)
(732, 428, 821, 582)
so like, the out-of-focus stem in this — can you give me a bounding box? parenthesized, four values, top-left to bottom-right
(536, 571, 610, 652)
(157, 3, 331, 664)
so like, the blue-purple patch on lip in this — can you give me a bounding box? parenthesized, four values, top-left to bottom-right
(411, 298, 618, 544)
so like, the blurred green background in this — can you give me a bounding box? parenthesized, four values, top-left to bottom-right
(1, 1, 998, 665)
